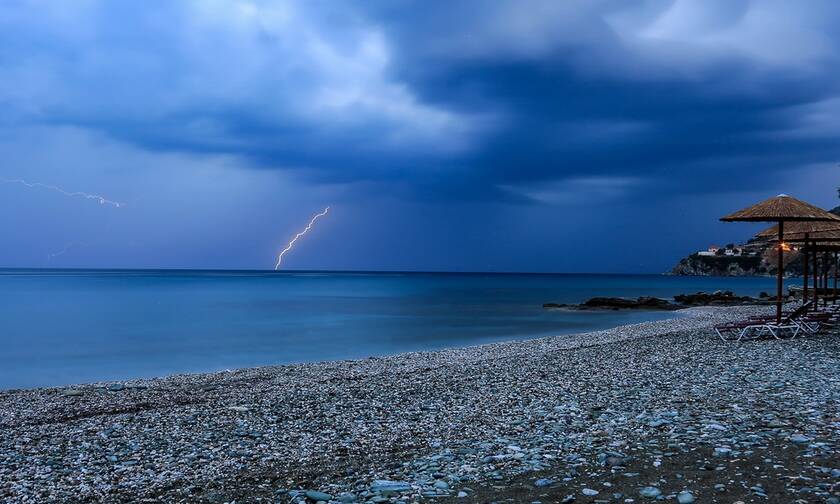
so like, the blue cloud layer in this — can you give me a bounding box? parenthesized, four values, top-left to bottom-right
(4, 1, 838, 195)
(1, 1, 838, 270)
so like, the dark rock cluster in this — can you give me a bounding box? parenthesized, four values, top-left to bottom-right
(544, 291, 766, 311)
(673, 290, 762, 306)
(544, 296, 681, 311)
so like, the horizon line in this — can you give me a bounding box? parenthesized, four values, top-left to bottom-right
(0, 266, 676, 276)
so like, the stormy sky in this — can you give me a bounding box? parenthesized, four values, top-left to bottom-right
(1, 0, 838, 272)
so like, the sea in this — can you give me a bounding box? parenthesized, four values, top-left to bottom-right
(0, 270, 776, 390)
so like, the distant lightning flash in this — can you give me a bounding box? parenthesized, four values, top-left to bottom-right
(274, 207, 330, 270)
(0, 178, 124, 207)
(47, 241, 84, 263)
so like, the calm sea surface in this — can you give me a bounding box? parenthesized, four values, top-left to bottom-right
(0, 270, 775, 389)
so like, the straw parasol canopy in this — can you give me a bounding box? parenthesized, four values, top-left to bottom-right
(754, 220, 840, 240)
(721, 194, 840, 222)
(721, 194, 840, 323)
(784, 229, 840, 243)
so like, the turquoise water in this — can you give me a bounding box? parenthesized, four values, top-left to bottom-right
(0, 270, 775, 389)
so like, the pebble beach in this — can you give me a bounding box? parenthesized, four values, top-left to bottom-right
(1, 305, 838, 503)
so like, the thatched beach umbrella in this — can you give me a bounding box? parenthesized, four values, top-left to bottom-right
(754, 220, 840, 239)
(721, 194, 840, 323)
(782, 231, 840, 307)
(755, 223, 840, 306)
(778, 228, 840, 242)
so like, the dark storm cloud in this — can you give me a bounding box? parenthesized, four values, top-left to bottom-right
(2, 0, 840, 203)
(367, 0, 840, 199)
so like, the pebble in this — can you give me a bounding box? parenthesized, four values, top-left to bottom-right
(639, 487, 661, 498)
(370, 480, 412, 494)
(676, 490, 695, 504)
(304, 490, 332, 501)
(432, 480, 449, 490)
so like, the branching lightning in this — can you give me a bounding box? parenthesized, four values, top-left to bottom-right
(0, 178, 124, 208)
(47, 241, 84, 263)
(274, 207, 330, 270)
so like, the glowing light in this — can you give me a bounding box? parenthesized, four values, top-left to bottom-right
(0, 178, 124, 207)
(780, 242, 791, 252)
(47, 241, 83, 263)
(274, 207, 330, 270)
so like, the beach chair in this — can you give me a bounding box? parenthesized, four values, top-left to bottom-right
(744, 302, 815, 324)
(798, 310, 839, 335)
(714, 302, 812, 342)
(794, 302, 840, 334)
(713, 321, 762, 341)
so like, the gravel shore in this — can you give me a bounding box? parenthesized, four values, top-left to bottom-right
(1, 305, 838, 503)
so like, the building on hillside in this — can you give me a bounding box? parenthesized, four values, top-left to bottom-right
(697, 245, 720, 257)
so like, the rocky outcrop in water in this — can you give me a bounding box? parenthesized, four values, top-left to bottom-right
(544, 291, 767, 311)
(543, 296, 681, 311)
(673, 290, 762, 306)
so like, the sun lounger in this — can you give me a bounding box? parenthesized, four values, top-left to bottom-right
(714, 302, 813, 341)
(798, 311, 838, 335)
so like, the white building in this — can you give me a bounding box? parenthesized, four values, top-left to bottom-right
(697, 245, 720, 257)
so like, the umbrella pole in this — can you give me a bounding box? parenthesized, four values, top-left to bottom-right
(831, 252, 837, 304)
(813, 240, 819, 311)
(776, 221, 784, 324)
(817, 254, 821, 293)
(817, 253, 822, 303)
(824, 252, 830, 307)
(803, 234, 809, 304)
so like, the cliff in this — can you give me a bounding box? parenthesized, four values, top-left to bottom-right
(671, 253, 767, 276)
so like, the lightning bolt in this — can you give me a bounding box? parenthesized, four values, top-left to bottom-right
(47, 241, 84, 263)
(0, 178, 124, 208)
(274, 207, 330, 270)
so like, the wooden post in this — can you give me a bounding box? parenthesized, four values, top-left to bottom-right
(813, 239, 819, 311)
(817, 254, 821, 291)
(831, 252, 837, 304)
(824, 252, 830, 307)
(817, 252, 822, 301)
(803, 234, 809, 304)
(776, 221, 784, 324)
